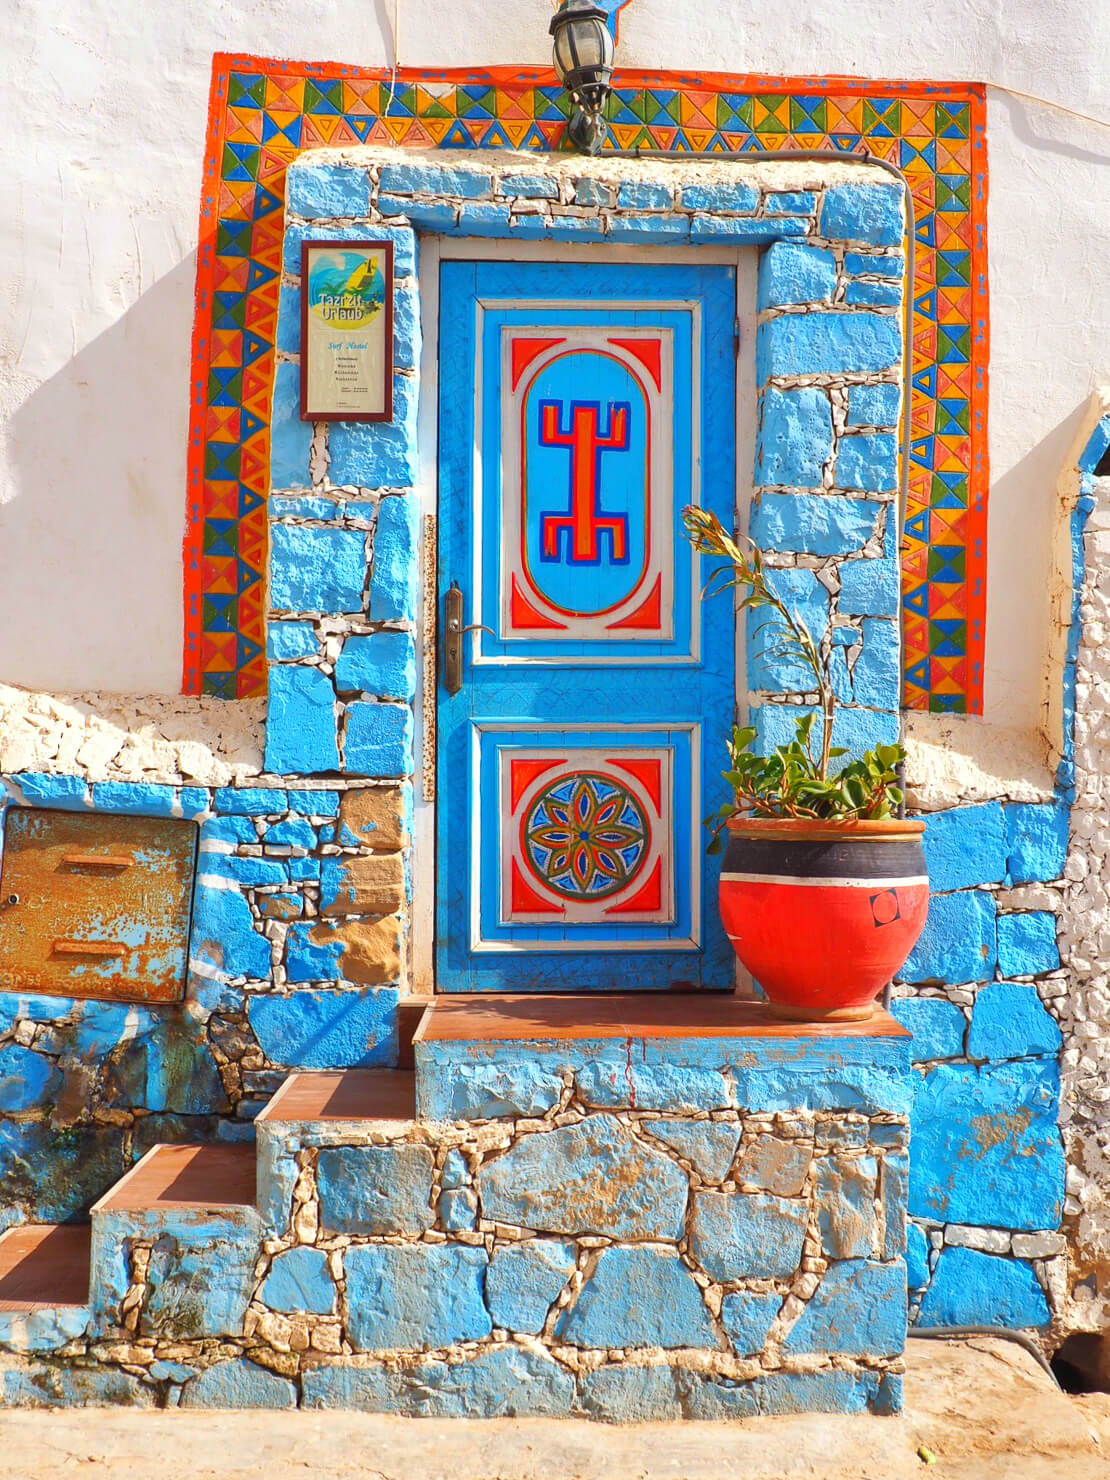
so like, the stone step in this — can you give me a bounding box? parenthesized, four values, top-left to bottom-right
(255, 1070, 417, 1230)
(88, 1144, 261, 1342)
(0, 1224, 92, 1353)
(413, 992, 911, 1121)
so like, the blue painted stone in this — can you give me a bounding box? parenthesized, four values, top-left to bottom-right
(148, 1360, 197, 1383)
(575, 1061, 731, 1112)
(262, 1246, 336, 1314)
(477, 1114, 688, 1238)
(287, 790, 340, 816)
(577, 1364, 681, 1422)
(785, 1259, 906, 1356)
(287, 163, 371, 218)
(283, 923, 342, 981)
(0, 1045, 61, 1110)
(845, 252, 904, 278)
(844, 278, 902, 307)
(996, 912, 1060, 977)
(640, 1119, 740, 1181)
(486, 1240, 577, 1333)
(141, 1217, 260, 1339)
(179, 788, 210, 820)
(306, 1347, 573, 1417)
(391, 284, 421, 372)
(747, 568, 829, 692)
(816, 1154, 879, 1259)
(0, 1304, 90, 1354)
(750, 493, 879, 556)
(820, 184, 903, 245)
(917, 1246, 1050, 1329)
(269, 494, 340, 520)
(690, 1369, 885, 1418)
(557, 1246, 717, 1349)
(606, 213, 689, 244)
(757, 312, 901, 382)
(0, 992, 72, 1026)
(379, 161, 491, 198)
(344, 1243, 491, 1350)
(189, 885, 271, 980)
(342, 703, 413, 778)
(267, 621, 319, 662)
(1005, 803, 1069, 884)
(689, 214, 798, 242)
(201, 815, 257, 845)
(721, 1291, 782, 1355)
(1, 1121, 129, 1223)
(334, 631, 416, 700)
(909, 1059, 1064, 1230)
(440, 1148, 469, 1189)
(687, 1191, 807, 1280)
(890, 998, 966, 1060)
(199, 853, 289, 887)
(680, 182, 760, 212)
(0, 1362, 154, 1408)
(453, 201, 512, 236)
(756, 386, 833, 487)
(615, 180, 672, 209)
(836, 433, 899, 493)
(270, 525, 366, 614)
(574, 178, 613, 207)
(289, 855, 321, 881)
(900, 890, 997, 985)
(500, 172, 559, 199)
(765, 191, 817, 215)
(89, 782, 176, 816)
(882, 1153, 909, 1258)
(378, 195, 455, 229)
(431, 1062, 564, 1120)
(263, 818, 316, 849)
(968, 982, 1062, 1060)
(248, 987, 398, 1068)
(7, 774, 88, 807)
(735, 1133, 811, 1194)
(756, 242, 837, 309)
(317, 1144, 433, 1234)
(921, 802, 1007, 891)
(269, 362, 311, 490)
(181, 1359, 296, 1409)
(846, 383, 902, 428)
(849, 617, 900, 709)
(440, 1186, 477, 1231)
(328, 377, 418, 490)
(368, 495, 419, 621)
(906, 1223, 930, 1290)
(214, 788, 288, 815)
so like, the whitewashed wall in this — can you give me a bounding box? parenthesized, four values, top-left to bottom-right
(0, 0, 1107, 727)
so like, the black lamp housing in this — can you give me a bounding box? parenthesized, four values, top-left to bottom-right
(549, 0, 615, 155)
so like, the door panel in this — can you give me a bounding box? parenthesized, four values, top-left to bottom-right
(436, 261, 736, 992)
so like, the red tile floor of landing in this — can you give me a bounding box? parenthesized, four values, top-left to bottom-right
(258, 1069, 417, 1123)
(0, 1224, 90, 1309)
(93, 1143, 257, 1213)
(416, 993, 909, 1043)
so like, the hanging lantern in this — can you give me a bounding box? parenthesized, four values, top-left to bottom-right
(549, 1, 615, 155)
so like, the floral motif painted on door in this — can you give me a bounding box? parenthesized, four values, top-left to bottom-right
(437, 261, 735, 991)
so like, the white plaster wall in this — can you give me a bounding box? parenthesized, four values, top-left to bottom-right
(1, 0, 1107, 710)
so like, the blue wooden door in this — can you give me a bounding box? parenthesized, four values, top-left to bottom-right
(437, 260, 735, 992)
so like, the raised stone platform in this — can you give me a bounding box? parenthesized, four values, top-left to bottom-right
(0, 998, 912, 1418)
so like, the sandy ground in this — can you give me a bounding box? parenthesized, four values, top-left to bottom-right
(1, 1338, 1108, 1480)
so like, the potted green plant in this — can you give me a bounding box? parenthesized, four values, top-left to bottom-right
(683, 505, 928, 1021)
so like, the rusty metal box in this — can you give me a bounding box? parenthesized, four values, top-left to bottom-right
(0, 809, 198, 1003)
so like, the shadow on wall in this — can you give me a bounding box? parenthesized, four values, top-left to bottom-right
(985, 399, 1095, 735)
(3, 254, 197, 697)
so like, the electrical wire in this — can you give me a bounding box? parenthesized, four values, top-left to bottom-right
(909, 1324, 1061, 1388)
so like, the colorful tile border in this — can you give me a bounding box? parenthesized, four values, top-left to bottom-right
(185, 53, 988, 712)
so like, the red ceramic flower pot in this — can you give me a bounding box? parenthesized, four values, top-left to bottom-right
(720, 816, 929, 1021)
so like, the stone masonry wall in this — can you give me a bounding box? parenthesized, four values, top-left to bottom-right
(1, 1086, 908, 1418)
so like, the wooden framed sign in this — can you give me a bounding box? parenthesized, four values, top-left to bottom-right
(300, 239, 394, 421)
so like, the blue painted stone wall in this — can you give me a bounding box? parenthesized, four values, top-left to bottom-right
(0, 774, 409, 1228)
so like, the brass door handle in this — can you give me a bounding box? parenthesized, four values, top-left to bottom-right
(443, 583, 495, 696)
(53, 940, 125, 957)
